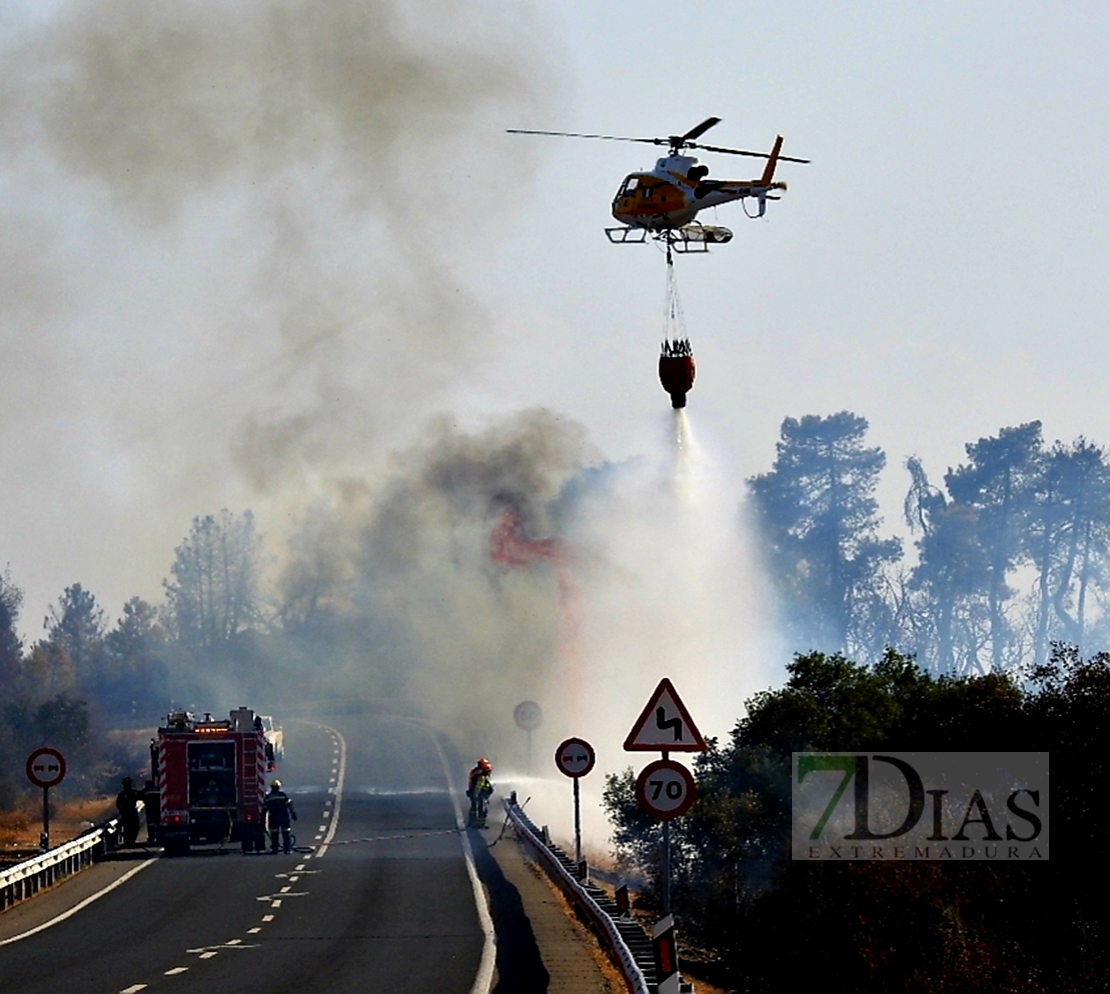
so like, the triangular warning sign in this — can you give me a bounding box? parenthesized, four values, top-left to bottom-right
(623, 678, 707, 752)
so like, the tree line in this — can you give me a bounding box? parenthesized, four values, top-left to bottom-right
(749, 413, 1110, 673)
(0, 511, 279, 808)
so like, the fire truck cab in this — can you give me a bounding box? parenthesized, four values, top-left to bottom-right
(154, 707, 273, 855)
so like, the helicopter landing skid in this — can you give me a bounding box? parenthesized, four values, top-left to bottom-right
(605, 226, 649, 244)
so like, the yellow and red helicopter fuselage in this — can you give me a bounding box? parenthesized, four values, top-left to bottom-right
(611, 137, 787, 231)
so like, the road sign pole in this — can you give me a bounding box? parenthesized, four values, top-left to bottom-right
(661, 746, 670, 915)
(41, 787, 50, 851)
(573, 775, 582, 863)
(661, 819, 670, 916)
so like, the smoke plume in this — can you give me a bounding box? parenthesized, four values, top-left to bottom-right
(0, 0, 560, 627)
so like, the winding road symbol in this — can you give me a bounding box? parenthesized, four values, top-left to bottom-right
(623, 678, 707, 752)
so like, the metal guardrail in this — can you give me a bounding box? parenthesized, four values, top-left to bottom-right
(502, 795, 653, 994)
(0, 804, 140, 912)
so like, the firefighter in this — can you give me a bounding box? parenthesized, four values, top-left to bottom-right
(263, 779, 297, 854)
(466, 758, 493, 828)
(141, 778, 160, 845)
(116, 776, 141, 846)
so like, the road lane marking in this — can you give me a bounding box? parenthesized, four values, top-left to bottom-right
(120, 986, 147, 993)
(295, 863, 305, 870)
(304, 722, 346, 859)
(164, 967, 188, 975)
(247, 927, 261, 934)
(262, 914, 275, 921)
(200, 951, 218, 959)
(271, 899, 282, 907)
(0, 858, 157, 946)
(430, 728, 495, 994)
(280, 886, 291, 893)
(227, 938, 242, 945)
(289, 875, 299, 882)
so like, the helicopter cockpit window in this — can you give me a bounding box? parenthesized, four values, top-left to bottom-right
(620, 177, 639, 196)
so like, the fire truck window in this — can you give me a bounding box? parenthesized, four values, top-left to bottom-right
(187, 742, 237, 807)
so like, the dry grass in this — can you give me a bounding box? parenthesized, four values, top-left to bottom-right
(0, 796, 115, 851)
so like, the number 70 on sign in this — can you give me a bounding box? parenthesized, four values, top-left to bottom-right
(634, 759, 697, 820)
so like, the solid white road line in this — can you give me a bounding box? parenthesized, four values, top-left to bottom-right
(430, 730, 496, 994)
(0, 858, 158, 946)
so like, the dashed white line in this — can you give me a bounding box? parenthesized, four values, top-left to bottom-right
(271, 899, 282, 908)
(280, 886, 291, 893)
(120, 986, 147, 993)
(289, 875, 299, 882)
(199, 951, 218, 960)
(295, 863, 305, 871)
(164, 967, 188, 975)
(247, 927, 261, 934)
(262, 914, 275, 922)
(227, 938, 242, 945)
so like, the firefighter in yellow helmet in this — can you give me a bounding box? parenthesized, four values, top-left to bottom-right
(263, 779, 297, 854)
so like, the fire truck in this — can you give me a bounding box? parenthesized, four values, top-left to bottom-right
(154, 707, 275, 855)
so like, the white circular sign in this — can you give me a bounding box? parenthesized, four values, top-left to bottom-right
(26, 747, 67, 789)
(634, 759, 697, 820)
(554, 737, 596, 778)
(514, 700, 543, 732)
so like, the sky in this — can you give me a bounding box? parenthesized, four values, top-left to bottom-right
(4, 0, 1110, 667)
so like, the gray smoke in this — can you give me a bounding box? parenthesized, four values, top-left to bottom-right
(275, 408, 598, 751)
(0, 0, 562, 627)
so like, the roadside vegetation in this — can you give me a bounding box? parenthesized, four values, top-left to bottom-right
(605, 645, 1106, 993)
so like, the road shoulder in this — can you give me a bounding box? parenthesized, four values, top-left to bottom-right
(476, 819, 620, 994)
(0, 848, 158, 943)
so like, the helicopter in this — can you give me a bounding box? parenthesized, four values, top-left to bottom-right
(508, 117, 808, 250)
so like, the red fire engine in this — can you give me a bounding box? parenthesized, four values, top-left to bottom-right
(154, 707, 274, 855)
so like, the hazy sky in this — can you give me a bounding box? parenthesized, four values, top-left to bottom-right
(4, 1, 1110, 647)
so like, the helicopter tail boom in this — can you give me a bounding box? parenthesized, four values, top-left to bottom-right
(759, 136, 784, 187)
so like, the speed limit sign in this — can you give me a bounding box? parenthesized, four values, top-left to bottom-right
(634, 759, 696, 820)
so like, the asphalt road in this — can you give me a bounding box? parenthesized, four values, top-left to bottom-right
(0, 716, 485, 994)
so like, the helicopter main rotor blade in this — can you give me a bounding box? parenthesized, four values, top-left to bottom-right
(680, 117, 722, 142)
(506, 129, 662, 145)
(690, 141, 811, 164)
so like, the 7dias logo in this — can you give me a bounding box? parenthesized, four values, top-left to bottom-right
(792, 752, 1048, 860)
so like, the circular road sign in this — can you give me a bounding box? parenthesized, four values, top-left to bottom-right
(634, 759, 697, 821)
(555, 737, 596, 778)
(514, 700, 543, 733)
(26, 747, 67, 789)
